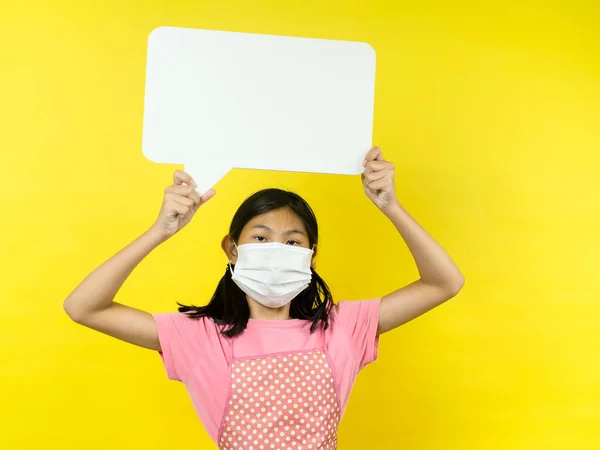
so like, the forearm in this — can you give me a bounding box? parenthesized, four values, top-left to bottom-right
(384, 203, 464, 292)
(63, 227, 166, 321)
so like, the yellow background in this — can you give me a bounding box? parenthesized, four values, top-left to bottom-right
(1, 1, 599, 448)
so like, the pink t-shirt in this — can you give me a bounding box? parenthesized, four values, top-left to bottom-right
(153, 299, 380, 446)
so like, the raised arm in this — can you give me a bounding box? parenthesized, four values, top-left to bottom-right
(361, 147, 465, 335)
(63, 171, 214, 350)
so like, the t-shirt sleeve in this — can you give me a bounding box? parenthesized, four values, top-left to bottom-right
(334, 299, 381, 370)
(152, 312, 211, 382)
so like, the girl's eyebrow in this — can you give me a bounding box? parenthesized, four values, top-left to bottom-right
(284, 229, 306, 236)
(251, 224, 272, 232)
(251, 224, 306, 236)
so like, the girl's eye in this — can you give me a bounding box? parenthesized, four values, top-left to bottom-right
(286, 240, 300, 246)
(254, 236, 267, 242)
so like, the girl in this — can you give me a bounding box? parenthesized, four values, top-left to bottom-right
(64, 147, 464, 449)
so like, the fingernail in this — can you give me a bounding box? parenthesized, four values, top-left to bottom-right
(191, 178, 197, 187)
(362, 160, 367, 167)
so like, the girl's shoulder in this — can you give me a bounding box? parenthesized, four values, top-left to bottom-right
(330, 298, 381, 324)
(153, 312, 228, 342)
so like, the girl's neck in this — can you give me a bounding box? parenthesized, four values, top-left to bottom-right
(247, 298, 291, 321)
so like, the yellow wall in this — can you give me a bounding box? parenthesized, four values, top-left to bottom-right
(1, 1, 599, 448)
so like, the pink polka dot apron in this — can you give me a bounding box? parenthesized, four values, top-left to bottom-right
(218, 346, 341, 450)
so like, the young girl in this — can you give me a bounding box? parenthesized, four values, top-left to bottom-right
(64, 147, 464, 449)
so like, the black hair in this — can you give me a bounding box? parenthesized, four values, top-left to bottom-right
(178, 188, 333, 337)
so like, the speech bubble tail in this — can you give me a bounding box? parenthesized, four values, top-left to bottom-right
(184, 161, 231, 197)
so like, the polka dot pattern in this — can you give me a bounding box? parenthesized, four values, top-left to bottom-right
(219, 350, 340, 450)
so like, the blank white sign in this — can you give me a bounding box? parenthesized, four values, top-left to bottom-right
(142, 26, 376, 194)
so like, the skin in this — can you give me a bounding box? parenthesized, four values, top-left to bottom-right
(63, 146, 464, 350)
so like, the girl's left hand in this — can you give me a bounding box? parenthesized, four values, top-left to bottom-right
(362, 146, 400, 213)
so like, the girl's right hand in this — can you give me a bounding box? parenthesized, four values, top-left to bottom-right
(150, 170, 216, 239)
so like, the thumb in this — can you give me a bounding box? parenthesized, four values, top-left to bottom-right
(199, 189, 217, 204)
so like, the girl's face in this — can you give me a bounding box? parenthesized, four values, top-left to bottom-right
(223, 207, 315, 265)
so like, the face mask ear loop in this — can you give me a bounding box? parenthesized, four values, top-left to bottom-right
(228, 241, 238, 274)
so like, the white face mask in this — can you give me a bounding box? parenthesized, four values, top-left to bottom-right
(230, 242, 314, 309)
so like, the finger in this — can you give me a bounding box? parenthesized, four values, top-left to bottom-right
(167, 184, 201, 205)
(173, 170, 196, 187)
(364, 160, 391, 174)
(367, 178, 392, 191)
(170, 194, 195, 208)
(165, 184, 197, 197)
(363, 146, 384, 165)
(166, 202, 190, 217)
(363, 169, 387, 183)
(200, 188, 216, 204)
(187, 188, 201, 206)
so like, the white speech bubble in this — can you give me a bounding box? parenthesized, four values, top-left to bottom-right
(142, 26, 376, 195)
